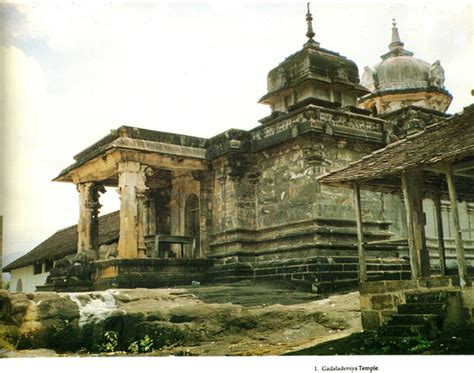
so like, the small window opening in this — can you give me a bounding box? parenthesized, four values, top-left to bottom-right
(33, 262, 42, 275)
(45, 260, 54, 272)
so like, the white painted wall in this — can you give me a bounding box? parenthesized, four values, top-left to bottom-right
(9, 265, 49, 293)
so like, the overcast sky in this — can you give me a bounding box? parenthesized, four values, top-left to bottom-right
(1, 0, 473, 268)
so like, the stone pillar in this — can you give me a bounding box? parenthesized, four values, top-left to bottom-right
(401, 171, 430, 278)
(197, 171, 212, 259)
(92, 186, 106, 251)
(136, 165, 152, 258)
(433, 189, 447, 275)
(77, 181, 104, 258)
(117, 162, 140, 259)
(117, 162, 152, 259)
(352, 183, 367, 283)
(143, 195, 150, 237)
(445, 163, 468, 285)
(170, 174, 181, 257)
(148, 190, 157, 236)
(145, 190, 157, 236)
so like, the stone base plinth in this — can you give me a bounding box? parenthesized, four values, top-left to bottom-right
(93, 258, 214, 290)
(39, 258, 214, 292)
(209, 255, 412, 293)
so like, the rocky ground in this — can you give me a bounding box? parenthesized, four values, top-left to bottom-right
(286, 328, 474, 355)
(0, 282, 362, 357)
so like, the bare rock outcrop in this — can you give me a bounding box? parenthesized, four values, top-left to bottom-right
(0, 285, 362, 356)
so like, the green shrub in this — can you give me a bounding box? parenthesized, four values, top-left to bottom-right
(96, 331, 119, 352)
(128, 335, 154, 354)
(408, 336, 433, 353)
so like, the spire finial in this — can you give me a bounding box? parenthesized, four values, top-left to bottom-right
(389, 18, 404, 50)
(306, 3, 315, 41)
(381, 18, 413, 59)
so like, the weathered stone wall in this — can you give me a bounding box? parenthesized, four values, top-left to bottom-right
(381, 194, 406, 239)
(203, 119, 415, 289)
(255, 137, 320, 228)
(209, 133, 405, 262)
(211, 157, 256, 233)
(268, 83, 358, 113)
(379, 106, 449, 138)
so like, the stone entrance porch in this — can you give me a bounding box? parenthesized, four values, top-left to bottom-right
(50, 127, 214, 289)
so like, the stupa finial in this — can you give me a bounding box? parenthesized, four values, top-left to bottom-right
(390, 18, 404, 50)
(306, 3, 315, 41)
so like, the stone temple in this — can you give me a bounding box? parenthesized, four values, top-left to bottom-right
(4, 9, 473, 293)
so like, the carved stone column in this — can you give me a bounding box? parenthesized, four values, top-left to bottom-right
(117, 161, 140, 259)
(136, 165, 152, 258)
(77, 181, 104, 259)
(170, 174, 181, 257)
(147, 190, 157, 237)
(143, 195, 150, 237)
(117, 161, 152, 259)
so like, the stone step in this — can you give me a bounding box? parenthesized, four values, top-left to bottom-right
(397, 302, 446, 315)
(387, 313, 442, 326)
(405, 291, 448, 304)
(377, 324, 433, 338)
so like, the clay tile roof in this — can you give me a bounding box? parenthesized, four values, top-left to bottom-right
(318, 105, 474, 197)
(3, 211, 120, 272)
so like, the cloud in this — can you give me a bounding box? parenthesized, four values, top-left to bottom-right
(1, 44, 78, 259)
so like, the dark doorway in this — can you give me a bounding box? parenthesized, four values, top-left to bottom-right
(185, 194, 200, 258)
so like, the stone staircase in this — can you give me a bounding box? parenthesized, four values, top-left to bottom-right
(375, 290, 453, 341)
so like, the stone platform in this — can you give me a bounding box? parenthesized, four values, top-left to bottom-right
(38, 252, 414, 293)
(38, 258, 214, 292)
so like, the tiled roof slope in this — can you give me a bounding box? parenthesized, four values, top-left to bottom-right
(318, 104, 474, 189)
(3, 211, 120, 272)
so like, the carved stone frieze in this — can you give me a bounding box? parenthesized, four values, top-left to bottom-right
(250, 107, 383, 144)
